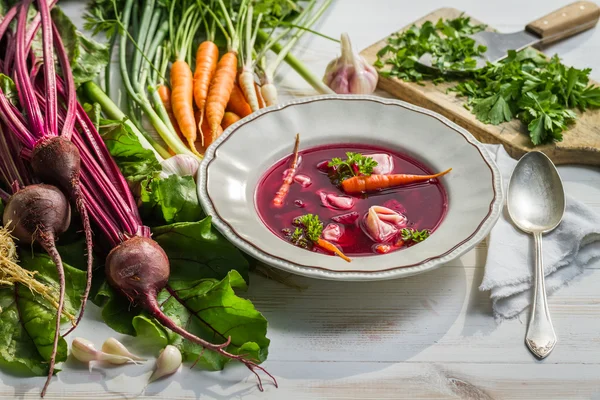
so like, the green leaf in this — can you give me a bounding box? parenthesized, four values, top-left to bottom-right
(528, 116, 545, 145)
(0, 252, 86, 376)
(0, 74, 19, 107)
(94, 270, 269, 370)
(159, 270, 269, 370)
(93, 281, 140, 336)
(152, 218, 249, 282)
(564, 66, 579, 106)
(98, 119, 161, 184)
(373, 16, 487, 83)
(488, 95, 512, 125)
(51, 7, 109, 86)
(140, 175, 203, 225)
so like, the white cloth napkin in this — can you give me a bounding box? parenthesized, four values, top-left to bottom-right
(479, 144, 600, 320)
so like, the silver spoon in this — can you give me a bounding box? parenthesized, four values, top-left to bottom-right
(507, 151, 565, 359)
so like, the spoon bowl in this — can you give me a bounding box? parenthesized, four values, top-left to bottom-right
(507, 151, 566, 234)
(507, 151, 566, 360)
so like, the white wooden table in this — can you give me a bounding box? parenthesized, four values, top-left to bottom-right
(2, 1, 600, 398)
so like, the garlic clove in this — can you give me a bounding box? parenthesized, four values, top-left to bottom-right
(148, 345, 182, 383)
(101, 338, 146, 362)
(71, 337, 99, 364)
(71, 337, 140, 370)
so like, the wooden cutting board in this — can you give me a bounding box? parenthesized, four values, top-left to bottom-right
(360, 7, 600, 166)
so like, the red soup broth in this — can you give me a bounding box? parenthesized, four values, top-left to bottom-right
(255, 144, 448, 257)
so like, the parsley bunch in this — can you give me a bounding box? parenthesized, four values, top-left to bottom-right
(451, 48, 600, 145)
(328, 152, 378, 184)
(374, 16, 487, 82)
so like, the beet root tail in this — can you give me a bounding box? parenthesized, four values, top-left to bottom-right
(146, 294, 278, 391)
(39, 234, 64, 398)
(62, 184, 93, 336)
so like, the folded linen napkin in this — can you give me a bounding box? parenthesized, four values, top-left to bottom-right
(479, 144, 600, 320)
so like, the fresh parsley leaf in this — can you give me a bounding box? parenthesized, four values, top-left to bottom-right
(293, 214, 324, 243)
(374, 16, 487, 83)
(451, 48, 599, 145)
(328, 152, 378, 183)
(401, 228, 430, 243)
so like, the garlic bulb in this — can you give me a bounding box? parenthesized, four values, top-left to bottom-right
(148, 345, 182, 383)
(160, 154, 201, 179)
(102, 338, 146, 362)
(323, 33, 378, 94)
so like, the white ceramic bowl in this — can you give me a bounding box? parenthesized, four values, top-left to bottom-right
(198, 95, 503, 281)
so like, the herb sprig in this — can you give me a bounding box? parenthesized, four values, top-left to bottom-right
(451, 48, 600, 145)
(328, 152, 378, 184)
(284, 214, 324, 248)
(401, 228, 430, 243)
(374, 16, 487, 82)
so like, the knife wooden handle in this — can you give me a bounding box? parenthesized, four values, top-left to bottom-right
(526, 1, 600, 45)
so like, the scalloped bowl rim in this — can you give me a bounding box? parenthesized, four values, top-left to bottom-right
(198, 94, 504, 281)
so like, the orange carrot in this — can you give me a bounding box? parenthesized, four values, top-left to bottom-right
(255, 82, 265, 109)
(158, 85, 182, 136)
(316, 239, 351, 263)
(273, 134, 300, 207)
(206, 51, 237, 142)
(201, 111, 224, 148)
(171, 60, 200, 156)
(227, 83, 252, 117)
(375, 244, 392, 254)
(341, 169, 452, 194)
(221, 111, 241, 130)
(193, 41, 219, 117)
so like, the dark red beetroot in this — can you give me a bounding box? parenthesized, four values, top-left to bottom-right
(2, 184, 70, 390)
(106, 237, 278, 390)
(31, 136, 93, 337)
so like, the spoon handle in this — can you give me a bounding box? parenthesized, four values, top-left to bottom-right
(525, 232, 557, 359)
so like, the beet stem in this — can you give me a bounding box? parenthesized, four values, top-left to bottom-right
(36, 0, 58, 137)
(146, 294, 278, 391)
(15, 1, 45, 139)
(39, 235, 65, 398)
(24, 1, 58, 54)
(51, 22, 75, 139)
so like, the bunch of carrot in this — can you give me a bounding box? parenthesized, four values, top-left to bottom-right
(89, 0, 335, 159)
(155, 1, 271, 156)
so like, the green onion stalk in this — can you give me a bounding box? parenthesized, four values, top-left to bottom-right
(114, 0, 199, 160)
(257, 0, 335, 105)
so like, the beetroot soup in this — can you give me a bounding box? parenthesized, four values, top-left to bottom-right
(256, 143, 449, 259)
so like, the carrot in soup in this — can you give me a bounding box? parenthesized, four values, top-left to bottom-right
(273, 134, 300, 207)
(316, 238, 351, 263)
(341, 168, 452, 194)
